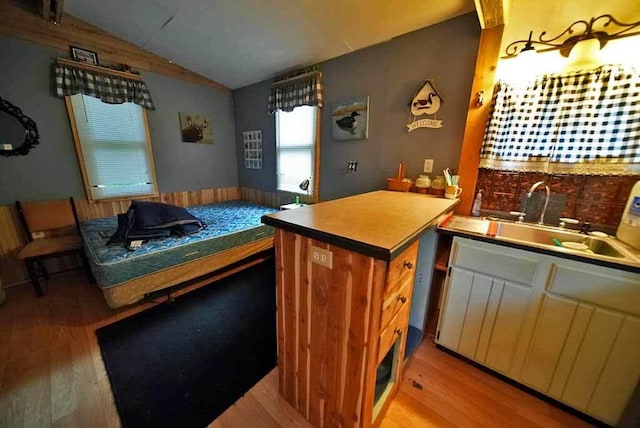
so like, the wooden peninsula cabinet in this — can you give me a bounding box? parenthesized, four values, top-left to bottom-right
(262, 191, 457, 427)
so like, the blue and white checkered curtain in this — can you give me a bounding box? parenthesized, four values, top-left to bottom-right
(480, 65, 640, 175)
(54, 64, 155, 110)
(268, 72, 323, 115)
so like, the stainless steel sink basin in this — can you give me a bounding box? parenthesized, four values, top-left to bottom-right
(493, 222, 627, 259)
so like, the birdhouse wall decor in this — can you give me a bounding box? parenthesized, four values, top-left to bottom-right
(331, 96, 369, 141)
(407, 79, 444, 132)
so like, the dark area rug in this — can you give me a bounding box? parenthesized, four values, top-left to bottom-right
(96, 260, 277, 428)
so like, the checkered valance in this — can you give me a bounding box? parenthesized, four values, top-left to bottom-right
(268, 71, 323, 115)
(480, 65, 640, 175)
(54, 64, 155, 110)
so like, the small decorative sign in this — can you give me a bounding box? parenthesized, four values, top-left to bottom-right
(243, 130, 263, 169)
(407, 80, 444, 132)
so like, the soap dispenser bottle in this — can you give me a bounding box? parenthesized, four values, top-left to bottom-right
(472, 190, 482, 216)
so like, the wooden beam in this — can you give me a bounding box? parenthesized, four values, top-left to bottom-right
(455, 24, 504, 215)
(41, 0, 50, 21)
(474, 0, 507, 28)
(0, 0, 229, 91)
(52, 0, 64, 24)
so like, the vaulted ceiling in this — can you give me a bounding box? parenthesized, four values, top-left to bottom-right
(64, 0, 476, 89)
(63, 0, 640, 90)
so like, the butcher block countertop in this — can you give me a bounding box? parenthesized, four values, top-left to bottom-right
(261, 190, 458, 260)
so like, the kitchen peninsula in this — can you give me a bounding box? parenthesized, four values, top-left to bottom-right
(261, 190, 457, 427)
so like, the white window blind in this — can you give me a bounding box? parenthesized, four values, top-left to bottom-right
(276, 106, 317, 194)
(69, 94, 156, 200)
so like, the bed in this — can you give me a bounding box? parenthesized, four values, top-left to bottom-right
(80, 200, 277, 308)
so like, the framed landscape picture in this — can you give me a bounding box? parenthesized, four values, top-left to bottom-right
(331, 96, 369, 141)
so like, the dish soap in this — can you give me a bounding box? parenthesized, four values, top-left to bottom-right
(472, 190, 482, 216)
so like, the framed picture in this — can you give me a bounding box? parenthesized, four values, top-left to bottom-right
(70, 46, 99, 66)
(331, 96, 369, 141)
(179, 112, 214, 144)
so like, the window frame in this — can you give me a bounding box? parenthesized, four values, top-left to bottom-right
(275, 106, 321, 202)
(65, 95, 159, 203)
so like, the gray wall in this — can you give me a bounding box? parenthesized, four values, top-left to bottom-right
(233, 13, 480, 201)
(0, 35, 238, 204)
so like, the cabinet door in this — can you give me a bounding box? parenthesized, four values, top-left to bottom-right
(521, 294, 578, 392)
(437, 268, 473, 351)
(483, 281, 532, 374)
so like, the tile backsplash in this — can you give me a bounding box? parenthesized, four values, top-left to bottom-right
(476, 169, 639, 231)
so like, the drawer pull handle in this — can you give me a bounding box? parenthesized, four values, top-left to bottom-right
(403, 261, 413, 269)
(394, 328, 403, 337)
(397, 296, 407, 304)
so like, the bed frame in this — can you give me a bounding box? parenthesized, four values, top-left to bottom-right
(101, 236, 274, 308)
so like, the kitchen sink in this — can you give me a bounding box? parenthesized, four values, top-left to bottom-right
(493, 222, 627, 259)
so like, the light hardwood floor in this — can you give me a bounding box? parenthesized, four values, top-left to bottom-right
(0, 271, 593, 427)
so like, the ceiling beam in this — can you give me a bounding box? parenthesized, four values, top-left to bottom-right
(474, 0, 509, 28)
(41, 0, 50, 21)
(52, 0, 64, 24)
(0, 0, 229, 91)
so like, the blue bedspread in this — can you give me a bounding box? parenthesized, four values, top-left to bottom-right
(80, 201, 277, 288)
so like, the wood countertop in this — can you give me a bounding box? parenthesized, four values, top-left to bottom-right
(262, 190, 458, 260)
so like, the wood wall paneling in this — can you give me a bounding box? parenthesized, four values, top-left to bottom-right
(0, 0, 228, 91)
(455, 25, 504, 215)
(275, 229, 387, 427)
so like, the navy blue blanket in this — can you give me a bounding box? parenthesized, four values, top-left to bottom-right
(108, 201, 205, 247)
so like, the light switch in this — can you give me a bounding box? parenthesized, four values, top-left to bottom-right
(423, 159, 434, 173)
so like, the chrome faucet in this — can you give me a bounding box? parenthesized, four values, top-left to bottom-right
(524, 181, 551, 225)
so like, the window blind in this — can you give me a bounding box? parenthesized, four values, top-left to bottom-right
(69, 94, 156, 199)
(276, 106, 317, 194)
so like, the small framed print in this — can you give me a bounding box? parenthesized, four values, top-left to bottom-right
(243, 130, 263, 169)
(70, 46, 99, 66)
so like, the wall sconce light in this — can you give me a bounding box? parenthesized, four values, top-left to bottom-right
(504, 14, 640, 58)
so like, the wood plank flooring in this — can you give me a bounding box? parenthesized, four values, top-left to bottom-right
(0, 271, 593, 427)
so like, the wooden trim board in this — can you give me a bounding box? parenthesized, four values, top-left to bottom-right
(455, 25, 504, 215)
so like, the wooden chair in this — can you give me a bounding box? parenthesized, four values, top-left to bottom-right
(15, 197, 93, 296)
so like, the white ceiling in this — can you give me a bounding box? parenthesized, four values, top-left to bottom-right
(65, 0, 476, 89)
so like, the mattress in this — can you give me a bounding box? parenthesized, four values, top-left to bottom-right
(80, 201, 277, 288)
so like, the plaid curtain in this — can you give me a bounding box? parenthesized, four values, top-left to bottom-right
(268, 72, 323, 114)
(54, 64, 155, 110)
(480, 65, 640, 175)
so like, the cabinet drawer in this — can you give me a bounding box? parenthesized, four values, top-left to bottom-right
(377, 301, 410, 365)
(380, 274, 412, 332)
(384, 241, 418, 296)
(451, 239, 538, 285)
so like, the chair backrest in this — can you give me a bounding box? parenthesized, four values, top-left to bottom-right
(15, 197, 80, 240)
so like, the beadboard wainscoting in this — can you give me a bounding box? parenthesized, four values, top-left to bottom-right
(0, 187, 240, 287)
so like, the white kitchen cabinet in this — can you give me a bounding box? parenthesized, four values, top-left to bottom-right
(437, 236, 640, 426)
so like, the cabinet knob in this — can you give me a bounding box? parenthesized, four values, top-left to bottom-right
(397, 296, 407, 304)
(394, 328, 403, 337)
(403, 261, 413, 269)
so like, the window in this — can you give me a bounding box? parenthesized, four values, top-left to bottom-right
(276, 105, 319, 195)
(66, 94, 158, 201)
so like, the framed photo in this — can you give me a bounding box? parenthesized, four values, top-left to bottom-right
(70, 46, 99, 66)
(331, 96, 369, 141)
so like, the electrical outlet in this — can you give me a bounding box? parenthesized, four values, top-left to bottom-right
(347, 161, 358, 172)
(310, 245, 333, 269)
(2, 144, 12, 151)
(423, 159, 434, 173)
(31, 231, 45, 239)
